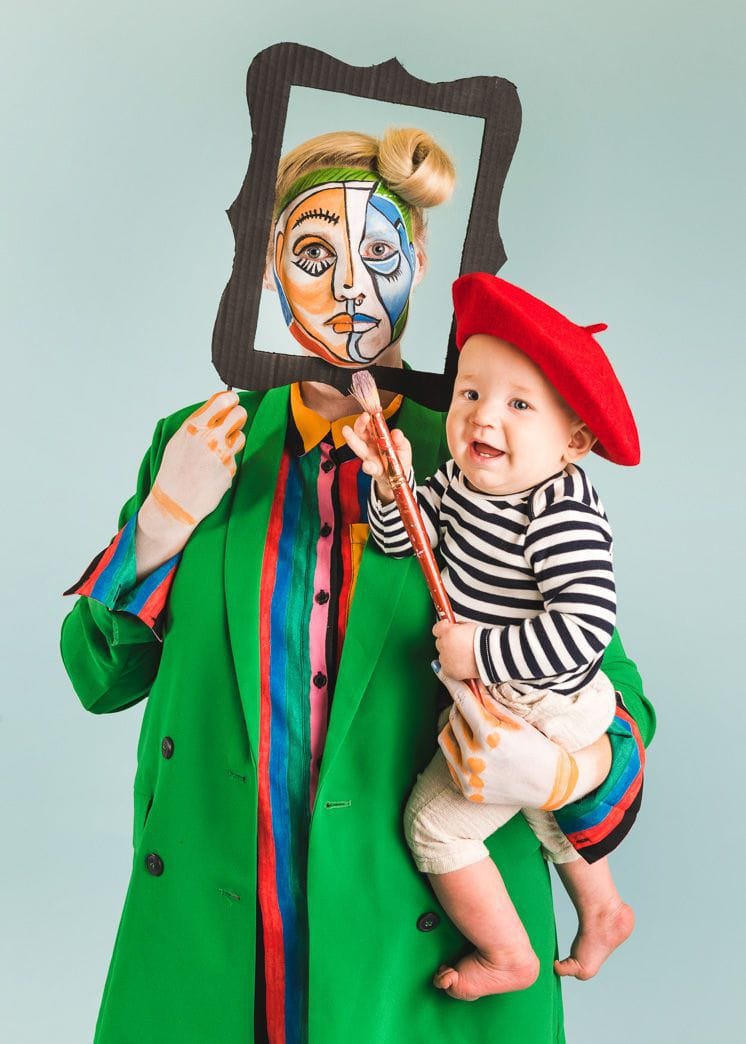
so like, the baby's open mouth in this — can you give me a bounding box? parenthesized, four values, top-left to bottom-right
(471, 441, 504, 460)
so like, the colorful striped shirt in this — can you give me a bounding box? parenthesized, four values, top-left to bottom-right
(253, 385, 402, 1044)
(63, 513, 177, 636)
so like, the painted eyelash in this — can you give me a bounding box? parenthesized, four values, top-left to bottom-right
(363, 258, 402, 282)
(293, 256, 334, 276)
(296, 208, 339, 225)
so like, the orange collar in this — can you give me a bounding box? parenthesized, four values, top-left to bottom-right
(290, 382, 403, 453)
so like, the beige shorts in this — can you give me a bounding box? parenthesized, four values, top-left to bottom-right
(404, 672, 616, 873)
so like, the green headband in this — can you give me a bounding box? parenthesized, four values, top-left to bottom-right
(274, 166, 414, 237)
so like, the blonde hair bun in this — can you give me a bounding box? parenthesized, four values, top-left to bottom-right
(377, 127, 456, 209)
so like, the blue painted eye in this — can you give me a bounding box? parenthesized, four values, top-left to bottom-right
(362, 241, 401, 279)
(363, 241, 396, 261)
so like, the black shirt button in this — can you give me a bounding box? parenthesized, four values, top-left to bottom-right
(313, 672, 327, 688)
(161, 736, 174, 759)
(315, 590, 330, 605)
(416, 911, 440, 932)
(320, 523, 332, 537)
(321, 459, 334, 473)
(145, 853, 164, 877)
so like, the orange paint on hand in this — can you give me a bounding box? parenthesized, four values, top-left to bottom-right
(468, 773, 484, 789)
(439, 724, 464, 770)
(468, 793, 485, 804)
(476, 687, 522, 731)
(186, 423, 198, 435)
(208, 438, 218, 451)
(225, 414, 246, 441)
(466, 756, 486, 774)
(151, 482, 196, 527)
(540, 750, 580, 812)
(190, 391, 225, 419)
(208, 404, 235, 429)
(486, 732, 500, 749)
(461, 718, 480, 752)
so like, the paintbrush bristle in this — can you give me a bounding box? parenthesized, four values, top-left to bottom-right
(350, 370, 382, 414)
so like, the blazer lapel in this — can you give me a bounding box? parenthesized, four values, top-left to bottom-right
(321, 400, 445, 773)
(224, 386, 290, 762)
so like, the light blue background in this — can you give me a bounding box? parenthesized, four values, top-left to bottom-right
(3, 2, 744, 1041)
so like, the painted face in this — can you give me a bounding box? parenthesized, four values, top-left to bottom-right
(446, 335, 585, 496)
(273, 181, 416, 366)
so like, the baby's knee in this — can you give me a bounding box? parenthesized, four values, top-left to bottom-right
(403, 787, 487, 875)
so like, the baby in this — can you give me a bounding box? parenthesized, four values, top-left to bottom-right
(344, 273, 640, 1001)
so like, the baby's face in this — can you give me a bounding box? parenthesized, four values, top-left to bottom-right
(446, 335, 586, 496)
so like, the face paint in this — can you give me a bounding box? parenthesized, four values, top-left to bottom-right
(273, 179, 416, 366)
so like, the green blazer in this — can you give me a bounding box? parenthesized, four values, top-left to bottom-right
(61, 387, 655, 1043)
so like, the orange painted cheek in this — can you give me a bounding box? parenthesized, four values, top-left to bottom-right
(283, 267, 336, 330)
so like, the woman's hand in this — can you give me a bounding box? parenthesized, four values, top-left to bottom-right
(342, 414, 412, 504)
(434, 666, 611, 810)
(136, 391, 247, 578)
(432, 620, 479, 680)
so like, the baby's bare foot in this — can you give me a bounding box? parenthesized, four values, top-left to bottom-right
(433, 948, 539, 1001)
(554, 900, 634, 980)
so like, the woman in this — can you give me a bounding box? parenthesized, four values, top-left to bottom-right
(61, 127, 654, 1043)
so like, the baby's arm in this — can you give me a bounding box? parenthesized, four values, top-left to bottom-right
(343, 416, 448, 557)
(475, 489, 615, 688)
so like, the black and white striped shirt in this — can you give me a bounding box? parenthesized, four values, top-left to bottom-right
(368, 461, 616, 695)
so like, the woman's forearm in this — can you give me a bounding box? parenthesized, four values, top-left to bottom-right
(568, 734, 612, 802)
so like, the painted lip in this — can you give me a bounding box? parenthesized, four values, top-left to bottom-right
(325, 312, 379, 334)
(469, 440, 505, 462)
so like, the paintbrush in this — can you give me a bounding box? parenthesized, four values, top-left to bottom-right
(350, 370, 483, 700)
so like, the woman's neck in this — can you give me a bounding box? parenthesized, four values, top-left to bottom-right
(299, 343, 403, 421)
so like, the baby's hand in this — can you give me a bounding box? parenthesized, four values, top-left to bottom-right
(342, 414, 412, 504)
(432, 620, 479, 681)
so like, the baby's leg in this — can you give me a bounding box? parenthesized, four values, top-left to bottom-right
(405, 751, 539, 1001)
(516, 676, 634, 978)
(428, 859, 540, 1000)
(553, 855, 634, 979)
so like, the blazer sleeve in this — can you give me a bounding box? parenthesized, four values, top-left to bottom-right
(553, 627, 656, 862)
(60, 414, 180, 715)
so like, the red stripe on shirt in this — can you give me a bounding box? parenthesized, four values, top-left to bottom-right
(257, 450, 291, 1044)
(75, 529, 124, 597)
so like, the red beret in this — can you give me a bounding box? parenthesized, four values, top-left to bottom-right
(452, 273, 640, 466)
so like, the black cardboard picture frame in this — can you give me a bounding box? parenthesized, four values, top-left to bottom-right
(212, 42, 521, 411)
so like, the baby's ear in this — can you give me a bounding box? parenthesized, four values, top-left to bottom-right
(563, 423, 597, 463)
